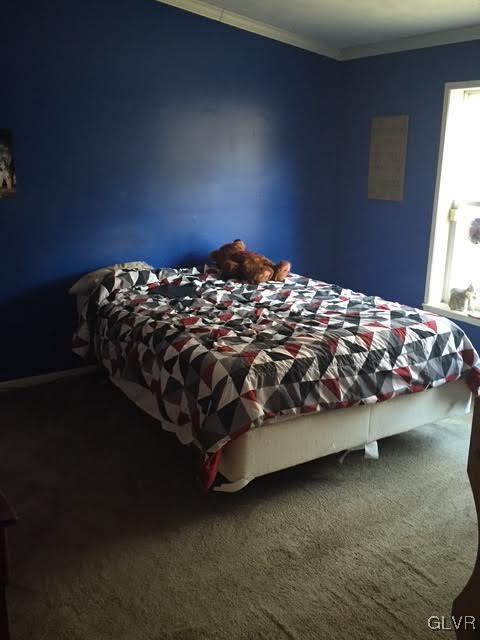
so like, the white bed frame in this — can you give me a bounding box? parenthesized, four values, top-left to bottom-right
(216, 380, 472, 492)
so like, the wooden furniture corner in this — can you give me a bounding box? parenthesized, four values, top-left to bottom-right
(0, 491, 18, 640)
(453, 396, 480, 638)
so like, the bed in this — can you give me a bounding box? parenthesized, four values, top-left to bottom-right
(72, 265, 480, 492)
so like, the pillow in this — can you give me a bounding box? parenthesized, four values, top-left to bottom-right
(69, 261, 154, 296)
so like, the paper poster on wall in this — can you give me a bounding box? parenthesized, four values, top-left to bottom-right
(368, 115, 408, 201)
(0, 130, 16, 198)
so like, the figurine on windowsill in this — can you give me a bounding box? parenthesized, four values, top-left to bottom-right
(469, 218, 480, 244)
(449, 284, 477, 312)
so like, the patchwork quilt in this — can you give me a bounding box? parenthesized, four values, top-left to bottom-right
(73, 265, 480, 472)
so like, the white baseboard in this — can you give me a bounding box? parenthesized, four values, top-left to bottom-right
(0, 365, 98, 390)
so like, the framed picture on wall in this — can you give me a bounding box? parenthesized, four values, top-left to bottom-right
(0, 130, 16, 198)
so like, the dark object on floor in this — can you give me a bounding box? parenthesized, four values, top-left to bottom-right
(453, 396, 480, 639)
(0, 491, 17, 640)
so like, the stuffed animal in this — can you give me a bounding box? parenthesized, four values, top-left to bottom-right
(210, 239, 291, 284)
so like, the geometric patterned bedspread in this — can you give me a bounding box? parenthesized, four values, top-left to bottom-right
(73, 265, 480, 459)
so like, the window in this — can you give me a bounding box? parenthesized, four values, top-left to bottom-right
(424, 82, 480, 326)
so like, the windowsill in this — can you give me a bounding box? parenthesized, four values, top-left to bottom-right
(422, 302, 480, 328)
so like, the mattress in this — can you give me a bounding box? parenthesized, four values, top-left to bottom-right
(72, 264, 480, 489)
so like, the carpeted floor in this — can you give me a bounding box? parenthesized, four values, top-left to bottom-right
(1, 373, 477, 640)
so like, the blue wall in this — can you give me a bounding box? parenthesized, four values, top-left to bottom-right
(2, 0, 480, 381)
(0, 0, 339, 380)
(336, 39, 480, 349)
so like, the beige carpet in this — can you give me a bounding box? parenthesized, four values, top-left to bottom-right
(1, 374, 477, 640)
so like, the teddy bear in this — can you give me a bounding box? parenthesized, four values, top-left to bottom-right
(210, 239, 291, 284)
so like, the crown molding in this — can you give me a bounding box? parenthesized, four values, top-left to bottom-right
(155, 0, 480, 62)
(158, 0, 223, 21)
(339, 24, 480, 60)
(155, 0, 341, 59)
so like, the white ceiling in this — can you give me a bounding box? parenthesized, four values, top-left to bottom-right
(158, 0, 480, 59)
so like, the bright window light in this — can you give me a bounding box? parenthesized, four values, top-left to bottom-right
(424, 83, 480, 324)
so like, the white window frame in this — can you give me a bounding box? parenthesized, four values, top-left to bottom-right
(423, 80, 480, 328)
